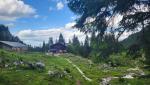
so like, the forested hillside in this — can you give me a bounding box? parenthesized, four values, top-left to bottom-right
(0, 25, 23, 43)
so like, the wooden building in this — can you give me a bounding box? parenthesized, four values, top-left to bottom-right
(0, 41, 28, 52)
(49, 43, 67, 53)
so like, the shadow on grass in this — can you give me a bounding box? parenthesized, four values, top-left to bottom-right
(139, 74, 150, 79)
(143, 65, 150, 70)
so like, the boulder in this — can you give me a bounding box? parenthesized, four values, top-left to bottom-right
(35, 62, 45, 69)
(48, 70, 65, 78)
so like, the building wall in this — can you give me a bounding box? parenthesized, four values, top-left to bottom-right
(0, 43, 28, 52)
(2, 45, 12, 50)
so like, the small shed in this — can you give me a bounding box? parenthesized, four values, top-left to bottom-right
(0, 41, 28, 52)
(49, 43, 67, 53)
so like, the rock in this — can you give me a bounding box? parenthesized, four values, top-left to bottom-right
(27, 62, 35, 69)
(35, 62, 45, 69)
(5, 64, 9, 68)
(48, 70, 65, 78)
(13, 61, 20, 66)
(127, 67, 145, 76)
(122, 73, 135, 79)
(13, 61, 24, 66)
(127, 67, 140, 71)
(100, 77, 118, 85)
(139, 71, 145, 76)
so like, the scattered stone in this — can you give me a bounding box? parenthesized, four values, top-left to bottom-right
(122, 73, 135, 79)
(139, 71, 145, 76)
(27, 62, 35, 69)
(5, 64, 9, 68)
(48, 70, 65, 78)
(13, 61, 20, 66)
(127, 67, 145, 76)
(127, 67, 140, 71)
(35, 62, 45, 69)
(101, 77, 112, 85)
(13, 61, 24, 66)
(101, 77, 118, 85)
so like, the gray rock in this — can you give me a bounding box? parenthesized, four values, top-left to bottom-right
(48, 70, 65, 78)
(35, 62, 45, 69)
(5, 64, 9, 68)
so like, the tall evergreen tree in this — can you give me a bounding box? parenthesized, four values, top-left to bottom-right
(42, 41, 46, 52)
(72, 35, 80, 46)
(48, 37, 53, 46)
(67, 0, 150, 64)
(58, 33, 65, 45)
(72, 35, 81, 55)
(83, 35, 91, 57)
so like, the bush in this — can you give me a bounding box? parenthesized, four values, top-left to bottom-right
(108, 52, 133, 67)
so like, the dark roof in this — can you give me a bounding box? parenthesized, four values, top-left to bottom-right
(50, 43, 66, 50)
(0, 41, 27, 48)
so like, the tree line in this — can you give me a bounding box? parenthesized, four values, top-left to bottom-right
(0, 24, 23, 43)
(66, 0, 150, 64)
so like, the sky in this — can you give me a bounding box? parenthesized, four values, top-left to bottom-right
(0, 0, 132, 46)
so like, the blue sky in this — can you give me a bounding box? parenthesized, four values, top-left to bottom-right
(0, 0, 130, 46)
(0, 0, 86, 46)
(7, 0, 75, 32)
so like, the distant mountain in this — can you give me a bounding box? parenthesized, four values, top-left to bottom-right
(0, 24, 23, 43)
(121, 31, 141, 48)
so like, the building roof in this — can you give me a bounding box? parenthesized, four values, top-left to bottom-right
(50, 43, 66, 50)
(0, 41, 27, 48)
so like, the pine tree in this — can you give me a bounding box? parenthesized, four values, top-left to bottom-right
(42, 41, 46, 52)
(58, 33, 65, 45)
(83, 35, 91, 57)
(48, 37, 53, 46)
(72, 35, 80, 55)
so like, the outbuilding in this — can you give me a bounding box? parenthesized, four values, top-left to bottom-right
(0, 41, 28, 52)
(49, 43, 67, 53)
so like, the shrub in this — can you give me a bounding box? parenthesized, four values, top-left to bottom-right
(108, 52, 133, 67)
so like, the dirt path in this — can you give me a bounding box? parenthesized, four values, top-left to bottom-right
(65, 58, 92, 82)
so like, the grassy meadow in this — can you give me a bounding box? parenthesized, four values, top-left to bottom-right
(0, 50, 150, 85)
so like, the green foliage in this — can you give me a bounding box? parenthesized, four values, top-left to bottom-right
(67, 35, 81, 55)
(58, 33, 65, 45)
(48, 37, 53, 47)
(90, 34, 123, 63)
(67, 0, 150, 65)
(0, 24, 23, 43)
(82, 35, 91, 57)
(111, 78, 150, 85)
(0, 50, 150, 85)
(108, 53, 131, 67)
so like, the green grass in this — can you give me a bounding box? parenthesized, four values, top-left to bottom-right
(0, 50, 150, 85)
(0, 50, 94, 85)
(110, 78, 150, 85)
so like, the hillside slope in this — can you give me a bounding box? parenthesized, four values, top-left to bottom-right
(0, 50, 150, 85)
(0, 25, 23, 43)
(121, 32, 141, 48)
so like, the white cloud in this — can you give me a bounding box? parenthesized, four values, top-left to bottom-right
(84, 17, 96, 24)
(118, 31, 133, 41)
(56, 2, 64, 10)
(16, 22, 137, 46)
(65, 22, 76, 29)
(16, 22, 86, 46)
(118, 28, 141, 41)
(0, 0, 36, 21)
(5, 23, 15, 28)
